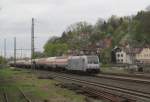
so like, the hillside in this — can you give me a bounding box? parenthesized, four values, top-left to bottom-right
(43, 10, 150, 63)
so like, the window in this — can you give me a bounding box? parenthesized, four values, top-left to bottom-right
(87, 56, 99, 64)
(117, 54, 120, 57)
(121, 59, 123, 62)
(121, 54, 123, 57)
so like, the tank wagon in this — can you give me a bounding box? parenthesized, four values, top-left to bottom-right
(10, 55, 100, 73)
(35, 57, 68, 71)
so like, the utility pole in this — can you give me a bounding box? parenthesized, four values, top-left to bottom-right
(4, 39, 6, 60)
(3, 38, 6, 66)
(0, 39, 2, 56)
(14, 37, 16, 64)
(20, 48, 23, 59)
(31, 18, 35, 69)
(31, 18, 35, 60)
(0, 49, 2, 57)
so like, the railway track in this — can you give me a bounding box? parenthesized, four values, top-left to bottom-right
(40, 72, 150, 94)
(17, 87, 31, 102)
(94, 73, 150, 84)
(15, 68, 150, 102)
(33, 68, 150, 84)
(35, 70, 150, 94)
(98, 72, 150, 80)
(0, 87, 31, 102)
(43, 72, 150, 102)
(0, 88, 8, 102)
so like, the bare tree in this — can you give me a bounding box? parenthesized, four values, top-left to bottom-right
(146, 5, 150, 11)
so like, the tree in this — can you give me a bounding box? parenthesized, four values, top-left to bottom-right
(43, 8, 150, 64)
(46, 36, 59, 44)
(108, 15, 121, 30)
(146, 5, 150, 11)
(133, 11, 150, 45)
(0, 56, 6, 64)
(67, 22, 93, 34)
(34, 52, 45, 58)
(44, 43, 69, 57)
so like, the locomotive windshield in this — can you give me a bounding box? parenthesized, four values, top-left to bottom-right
(87, 56, 99, 64)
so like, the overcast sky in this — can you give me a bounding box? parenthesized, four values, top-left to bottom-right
(0, 0, 150, 58)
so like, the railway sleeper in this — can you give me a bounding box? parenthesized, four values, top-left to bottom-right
(57, 82, 135, 102)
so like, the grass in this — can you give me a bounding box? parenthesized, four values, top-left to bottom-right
(0, 68, 86, 102)
(100, 66, 129, 74)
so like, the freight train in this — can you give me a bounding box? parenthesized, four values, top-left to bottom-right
(9, 55, 100, 73)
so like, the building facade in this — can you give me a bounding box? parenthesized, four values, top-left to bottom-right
(116, 50, 134, 64)
(135, 48, 150, 64)
(115, 47, 150, 65)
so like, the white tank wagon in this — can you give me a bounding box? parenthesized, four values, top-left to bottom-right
(67, 55, 100, 73)
(34, 58, 48, 69)
(8, 61, 15, 67)
(44, 57, 57, 69)
(14, 60, 27, 67)
(24, 60, 31, 68)
(34, 57, 68, 70)
(53, 57, 68, 70)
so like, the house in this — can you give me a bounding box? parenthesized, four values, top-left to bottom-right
(114, 47, 142, 64)
(135, 48, 150, 64)
(115, 49, 133, 64)
(114, 46, 150, 65)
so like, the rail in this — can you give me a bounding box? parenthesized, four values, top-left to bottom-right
(17, 87, 32, 102)
(48, 72, 150, 102)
